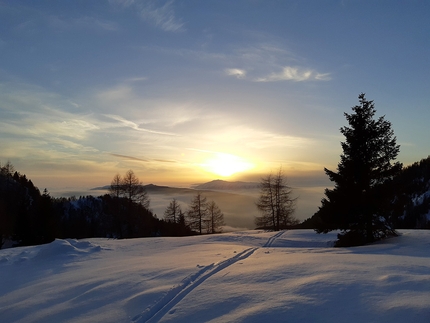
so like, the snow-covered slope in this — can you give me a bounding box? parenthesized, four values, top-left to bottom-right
(1, 230, 430, 323)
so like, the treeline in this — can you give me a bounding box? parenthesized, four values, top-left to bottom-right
(299, 155, 430, 231)
(391, 156, 430, 229)
(0, 163, 230, 249)
(0, 163, 196, 249)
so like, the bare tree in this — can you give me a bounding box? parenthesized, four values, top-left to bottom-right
(255, 167, 297, 231)
(121, 170, 150, 209)
(205, 200, 225, 234)
(109, 173, 123, 198)
(164, 198, 183, 223)
(186, 192, 208, 234)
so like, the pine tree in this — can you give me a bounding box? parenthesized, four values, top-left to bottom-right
(315, 93, 402, 245)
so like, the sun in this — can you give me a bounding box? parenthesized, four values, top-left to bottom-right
(201, 152, 254, 177)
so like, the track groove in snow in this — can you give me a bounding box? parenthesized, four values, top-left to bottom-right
(263, 230, 285, 247)
(132, 231, 285, 323)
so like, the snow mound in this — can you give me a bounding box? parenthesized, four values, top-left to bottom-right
(35, 239, 101, 261)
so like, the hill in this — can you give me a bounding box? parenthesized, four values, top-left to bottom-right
(193, 179, 260, 191)
(1, 229, 430, 322)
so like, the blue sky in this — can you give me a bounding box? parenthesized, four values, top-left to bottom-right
(1, 0, 429, 191)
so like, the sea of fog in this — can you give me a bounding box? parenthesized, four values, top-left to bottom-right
(49, 185, 327, 230)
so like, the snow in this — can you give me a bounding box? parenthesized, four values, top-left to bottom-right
(1, 230, 430, 323)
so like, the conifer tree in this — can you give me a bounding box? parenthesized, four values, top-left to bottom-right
(315, 94, 402, 245)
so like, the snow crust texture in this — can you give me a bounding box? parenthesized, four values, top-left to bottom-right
(1, 230, 430, 323)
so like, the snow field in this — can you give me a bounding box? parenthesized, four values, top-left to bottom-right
(1, 230, 430, 323)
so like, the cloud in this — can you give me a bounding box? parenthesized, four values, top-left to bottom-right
(225, 68, 247, 79)
(110, 153, 176, 164)
(110, 153, 148, 162)
(139, 0, 184, 32)
(103, 114, 177, 136)
(123, 76, 149, 83)
(256, 66, 331, 82)
(46, 15, 119, 32)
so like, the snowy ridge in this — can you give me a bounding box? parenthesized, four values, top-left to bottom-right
(1, 239, 102, 264)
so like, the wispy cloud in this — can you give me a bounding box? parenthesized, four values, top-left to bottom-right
(123, 76, 149, 83)
(110, 153, 148, 162)
(110, 153, 176, 164)
(103, 114, 177, 136)
(225, 68, 246, 79)
(46, 15, 119, 32)
(256, 66, 331, 82)
(139, 0, 184, 32)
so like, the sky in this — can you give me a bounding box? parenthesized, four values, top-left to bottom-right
(1, 0, 430, 194)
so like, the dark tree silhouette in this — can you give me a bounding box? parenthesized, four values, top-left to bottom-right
(121, 170, 150, 209)
(164, 198, 183, 223)
(109, 173, 122, 198)
(255, 167, 297, 231)
(186, 192, 208, 234)
(205, 200, 225, 234)
(314, 93, 402, 246)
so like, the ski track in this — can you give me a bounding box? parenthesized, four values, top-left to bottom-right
(262, 230, 285, 248)
(132, 231, 285, 323)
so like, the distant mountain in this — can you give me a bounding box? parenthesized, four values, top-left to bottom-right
(193, 180, 260, 191)
(90, 184, 195, 194)
(92, 181, 261, 193)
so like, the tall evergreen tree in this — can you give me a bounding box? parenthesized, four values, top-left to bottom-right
(315, 94, 402, 245)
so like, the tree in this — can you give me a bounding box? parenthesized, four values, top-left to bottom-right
(108, 170, 150, 238)
(255, 167, 297, 231)
(0, 160, 15, 177)
(314, 93, 402, 245)
(164, 198, 183, 223)
(109, 173, 123, 199)
(109, 170, 150, 209)
(121, 170, 150, 209)
(186, 192, 208, 234)
(205, 200, 225, 234)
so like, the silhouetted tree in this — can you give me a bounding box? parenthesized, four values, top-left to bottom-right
(109, 173, 123, 198)
(121, 170, 150, 209)
(205, 200, 225, 234)
(255, 167, 297, 231)
(314, 93, 402, 246)
(186, 192, 208, 234)
(107, 170, 150, 238)
(164, 198, 183, 223)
